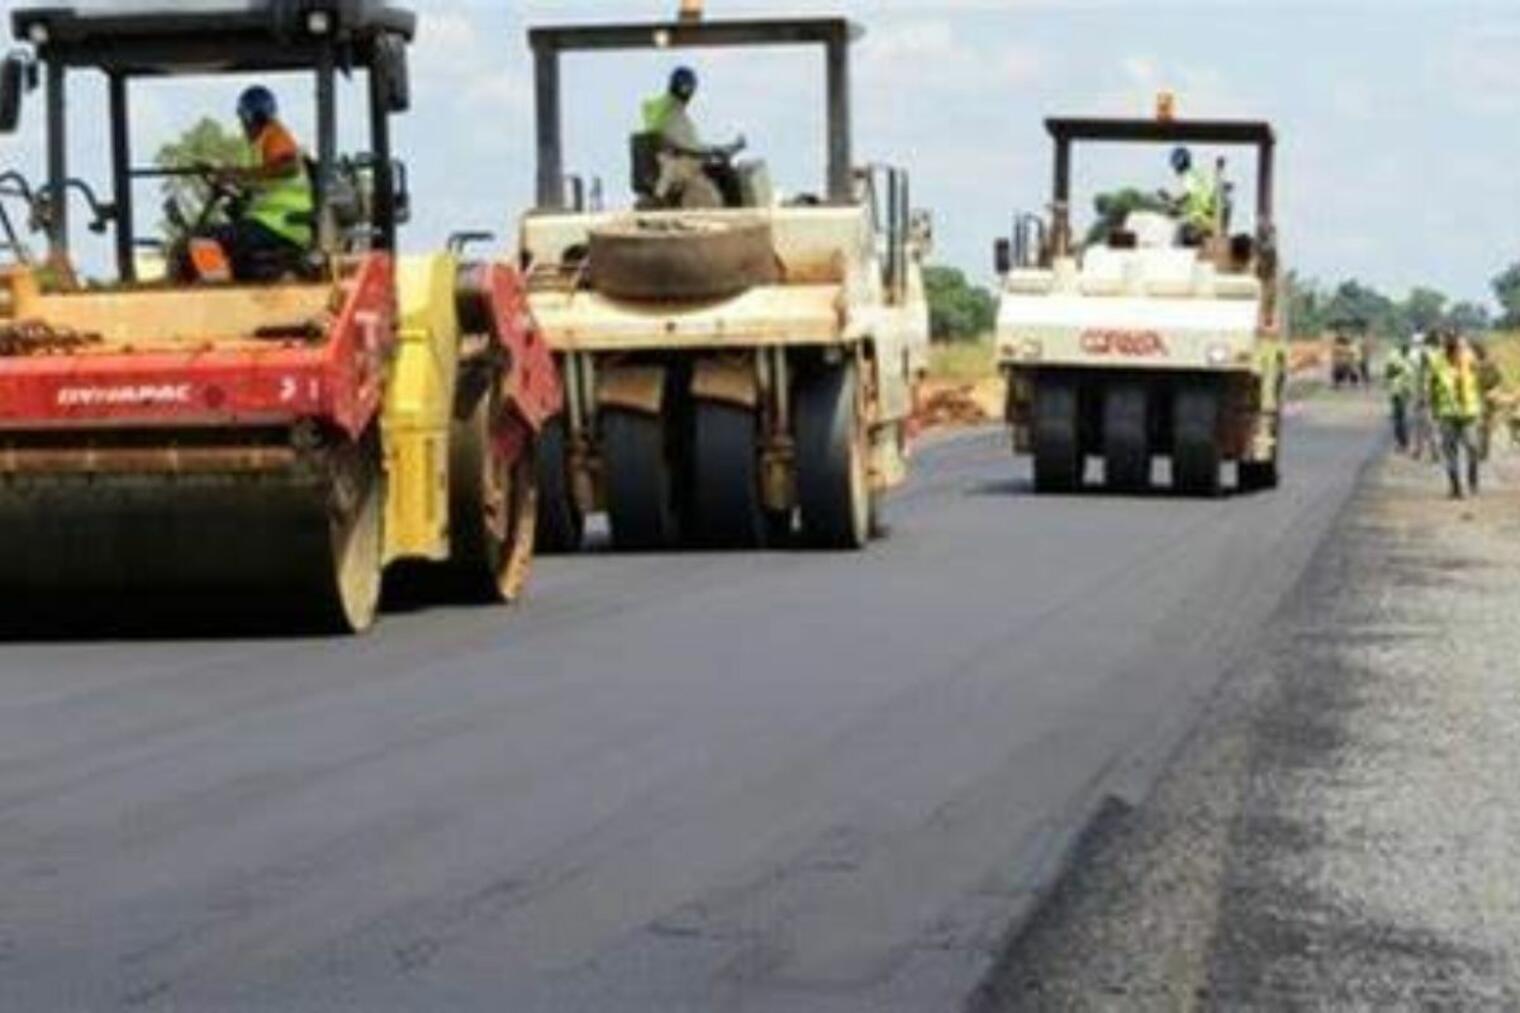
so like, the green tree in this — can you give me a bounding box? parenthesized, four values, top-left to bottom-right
(1446, 301, 1492, 334)
(1492, 262, 1520, 329)
(1285, 271, 1326, 340)
(1323, 280, 1397, 340)
(153, 117, 247, 240)
(1086, 187, 1170, 245)
(1401, 286, 1448, 336)
(924, 265, 996, 343)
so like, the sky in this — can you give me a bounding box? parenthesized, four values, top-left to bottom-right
(1, 0, 1518, 306)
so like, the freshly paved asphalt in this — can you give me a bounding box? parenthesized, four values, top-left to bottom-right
(0, 398, 1380, 1012)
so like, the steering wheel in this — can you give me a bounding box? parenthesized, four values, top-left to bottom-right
(151, 164, 249, 235)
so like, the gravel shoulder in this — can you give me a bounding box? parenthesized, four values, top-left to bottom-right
(979, 432, 1520, 1011)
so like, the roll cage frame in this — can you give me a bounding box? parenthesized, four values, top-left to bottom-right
(8, 0, 416, 283)
(1043, 117, 1278, 268)
(527, 16, 863, 210)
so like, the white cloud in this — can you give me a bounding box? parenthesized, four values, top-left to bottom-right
(859, 17, 1042, 92)
(412, 10, 532, 117)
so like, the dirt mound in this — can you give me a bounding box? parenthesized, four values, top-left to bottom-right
(916, 379, 1004, 430)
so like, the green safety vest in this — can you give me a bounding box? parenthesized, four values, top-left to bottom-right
(244, 131, 314, 249)
(1183, 169, 1220, 230)
(642, 94, 679, 134)
(1384, 351, 1414, 399)
(1428, 351, 1483, 422)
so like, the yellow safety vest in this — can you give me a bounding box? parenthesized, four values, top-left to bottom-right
(1384, 351, 1414, 399)
(1429, 351, 1483, 422)
(245, 127, 314, 249)
(1183, 169, 1220, 231)
(642, 94, 679, 133)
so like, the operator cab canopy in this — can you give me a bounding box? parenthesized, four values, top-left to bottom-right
(6, 0, 416, 285)
(527, 16, 864, 211)
(12, 1, 417, 74)
(1044, 116, 1275, 274)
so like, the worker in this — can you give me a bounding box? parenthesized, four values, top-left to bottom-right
(1471, 339, 1506, 460)
(1408, 333, 1437, 461)
(641, 67, 745, 208)
(201, 86, 314, 280)
(1167, 147, 1221, 245)
(1383, 340, 1414, 451)
(1428, 329, 1484, 499)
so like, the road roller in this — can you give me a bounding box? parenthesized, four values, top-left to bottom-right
(520, 6, 932, 553)
(0, 2, 561, 633)
(993, 111, 1286, 497)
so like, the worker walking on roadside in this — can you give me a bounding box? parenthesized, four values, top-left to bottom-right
(1166, 147, 1221, 246)
(641, 67, 745, 208)
(1408, 333, 1438, 462)
(1472, 339, 1506, 460)
(1429, 329, 1484, 499)
(1383, 340, 1414, 451)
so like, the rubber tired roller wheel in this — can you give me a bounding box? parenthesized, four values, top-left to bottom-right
(534, 416, 584, 554)
(1032, 375, 1082, 494)
(796, 361, 871, 550)
(692, 401, 771, 549)
(449, 391, 539, 603)
(1102, 380, 1151, 494)
(603, 408, 682, 551)
(588, 217, 780, 302)
(1239, 454, 1281, 493)
(1173, 381, 1224, 497)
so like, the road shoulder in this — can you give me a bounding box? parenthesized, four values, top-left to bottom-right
(976, 446, 1520, 1010)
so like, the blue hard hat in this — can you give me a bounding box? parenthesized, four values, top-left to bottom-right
(1170, 146, 1192, 173)
(237, 86, 278, 126)
(669, 67, 698, 100)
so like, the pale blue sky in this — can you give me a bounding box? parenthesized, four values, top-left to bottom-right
(2, 0, 1517, 305)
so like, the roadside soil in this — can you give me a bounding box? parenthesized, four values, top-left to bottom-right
(976, 426, 1520, 1010)
(918, 376, 1005, 429)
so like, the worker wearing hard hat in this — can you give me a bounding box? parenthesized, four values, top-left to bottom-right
(1429, 329, 1484, 498)
(1470, 339, 1506, 461)
(1408, 332, 1438, 461)
(1167, 147, 1221, 246)
(641, 67, 745, 208)
(1383, 340, 1414, 452)
(177, 86, 313, 283)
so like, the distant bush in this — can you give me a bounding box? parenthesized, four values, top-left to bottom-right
(925, 265, 996, 344)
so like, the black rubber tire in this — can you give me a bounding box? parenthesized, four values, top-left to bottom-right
(535, 416, 584, 554)
(1102, 380, 1151, 493)
(588, 217, 779, 302)
(1174, 382, 1224, 497)
(692, 401, 770, 549)
(1032, 375, 1082, 494)
(1239, 458, 1280, 493)
(447, 393, 537, 604)
(603, 409, 681, 551)
(796, 362, 870, 550)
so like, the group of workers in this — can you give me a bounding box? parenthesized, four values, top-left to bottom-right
(1384, 331, 1505, 500)
(196, 68, 728, 278)
(201, 66, 1223, 275)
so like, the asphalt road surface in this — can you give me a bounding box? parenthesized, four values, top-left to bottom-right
(0, 398, 1380, 1013)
